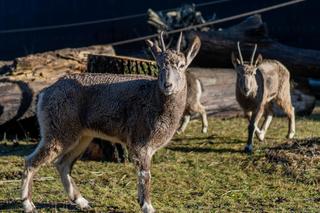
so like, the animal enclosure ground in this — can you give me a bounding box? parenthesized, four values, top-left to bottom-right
(0, 110, 319, 212)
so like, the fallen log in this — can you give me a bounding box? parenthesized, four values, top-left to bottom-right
(189, 15, 320, 79)
(87, 54, 316, 117)
(0, 45, 115, 126)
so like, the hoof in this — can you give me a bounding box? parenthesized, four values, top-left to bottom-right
(244, 145, 253, 154)
(142, 202, 155, 213)
(287, 132, 295, 139)
(23, 200, 36, 213)
(73, 196, 91, 210)
(256, 131, 265, 142)
(202, 127, 208, 134)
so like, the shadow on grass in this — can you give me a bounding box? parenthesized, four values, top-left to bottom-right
(0, 200, 124, 212)
(0, 200, 78, 211)
(173, 134, 217, 142)
(173, 134, 245, 145)
(167, 146, 244, 154)
(296, 115, 320, 122)
(0, 200, 21, 212)
(0, 142, 36, 157)
(207, 138, 245, 145)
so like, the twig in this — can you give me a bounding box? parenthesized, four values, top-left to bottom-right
(221, 189, 244, 197)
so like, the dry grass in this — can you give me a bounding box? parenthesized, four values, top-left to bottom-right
(0, 111, 320, 212)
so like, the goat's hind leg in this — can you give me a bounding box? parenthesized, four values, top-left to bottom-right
(177, 114, 191, 134)
(282, 103, 295, 139)
(22, 138, 62, 213)
(55, 136, 93, 210)
(277, 82, 295, 139)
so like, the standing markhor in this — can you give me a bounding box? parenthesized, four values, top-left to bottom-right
(232, 42, 295, 153)
(21, 32, 201, 213)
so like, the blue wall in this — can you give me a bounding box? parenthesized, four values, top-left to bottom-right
(0, 0, 319, 59)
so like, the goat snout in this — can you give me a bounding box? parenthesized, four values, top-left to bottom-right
(164, 82, 173, 89)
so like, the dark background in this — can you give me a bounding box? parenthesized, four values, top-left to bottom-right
(0, 0, 318, 60)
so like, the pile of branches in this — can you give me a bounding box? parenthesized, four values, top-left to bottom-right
(147, 4, 215, 32)
(266, 138, 320, 184)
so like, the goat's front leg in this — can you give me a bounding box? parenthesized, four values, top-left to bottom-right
(199, 107, 208, 134)
(245, 105, 264, 153)
(256, 105, 273, 141)
(132, 148, 155, 213)
(245, 110, 263, 138)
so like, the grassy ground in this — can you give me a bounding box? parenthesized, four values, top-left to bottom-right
(0, 112, 319, 212)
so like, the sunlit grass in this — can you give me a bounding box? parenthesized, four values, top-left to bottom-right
(0, 112, 319, 212)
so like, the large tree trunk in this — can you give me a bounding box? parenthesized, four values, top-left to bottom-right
(87, 54, 316, 117)
(189, 15, 320, 79)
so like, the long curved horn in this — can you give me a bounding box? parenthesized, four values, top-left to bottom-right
(160, 31, 166, 51)
(176, 32, 183, 52)
(237, 41, 244, 64)
(250, 44, 257, 65)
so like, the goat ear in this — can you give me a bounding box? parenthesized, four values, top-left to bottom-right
(185, 36, 201, 67)
(231, 52, 241, 68)
(146, 39, 162, 59)
(255, 54, 263, 66)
